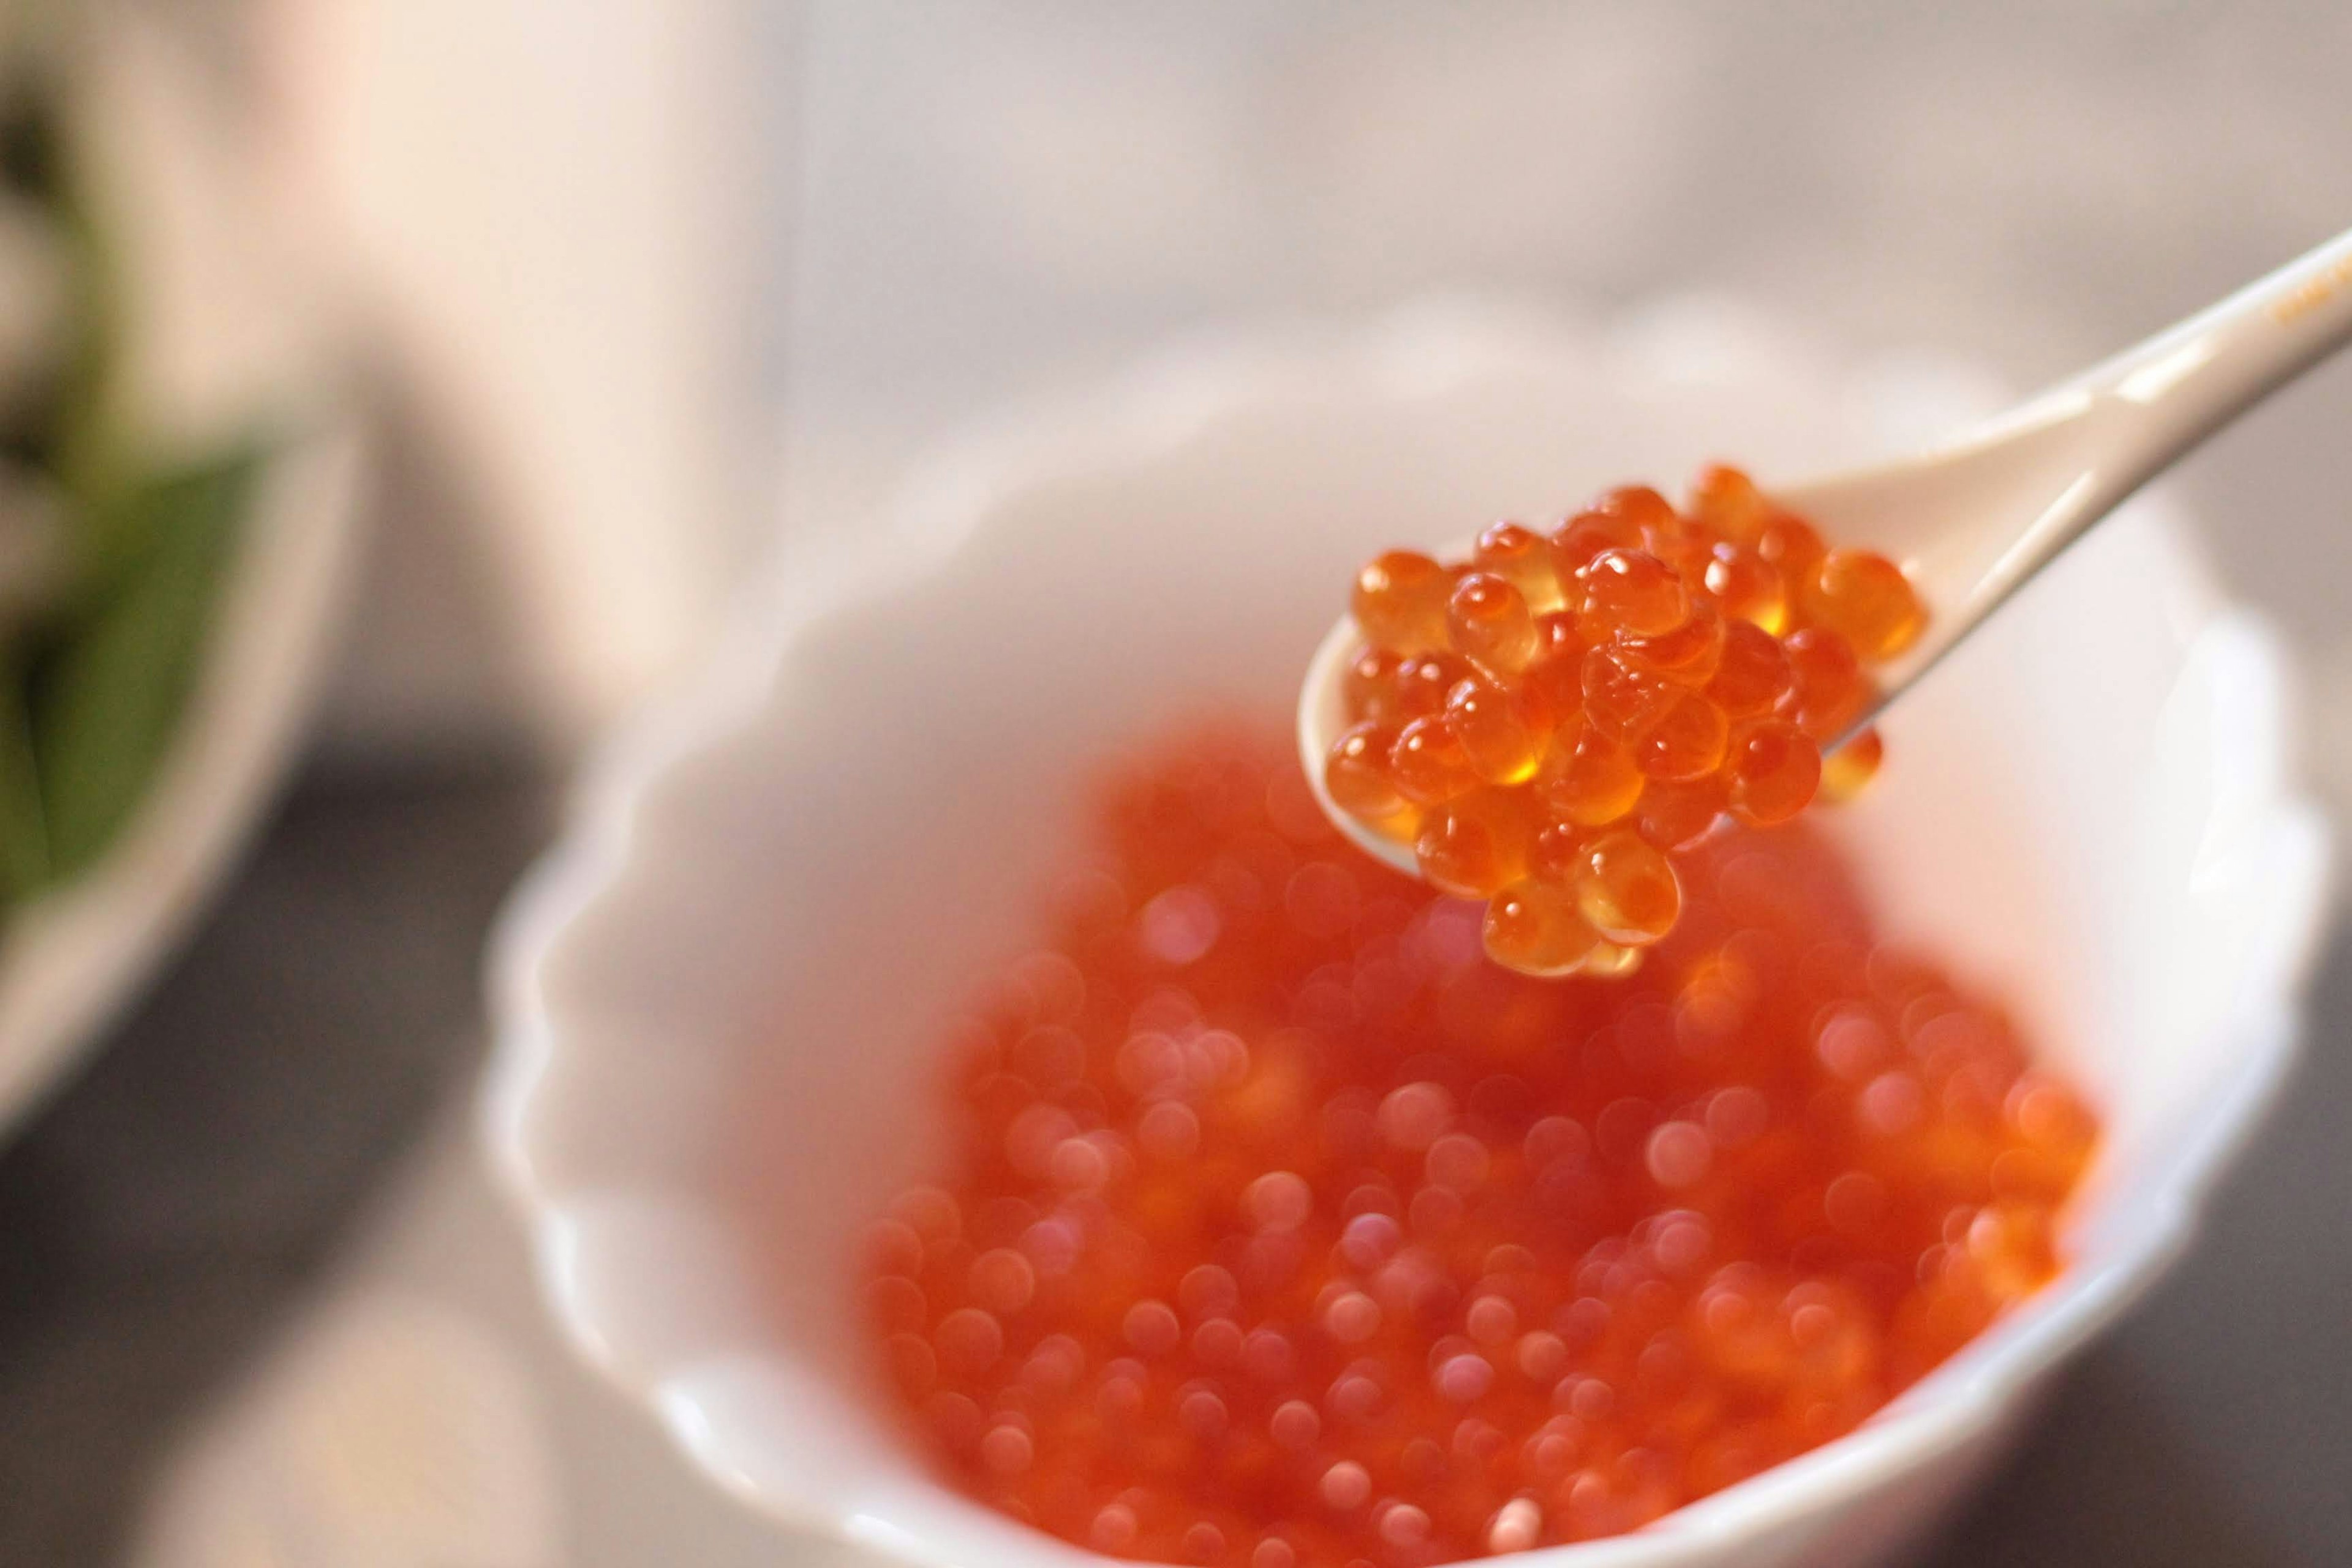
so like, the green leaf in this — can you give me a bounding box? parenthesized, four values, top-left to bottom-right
(0, 654, 48, 899)
(31, 447, 258, 881)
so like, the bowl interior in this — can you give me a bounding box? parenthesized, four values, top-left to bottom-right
(502, 314, 2320, 1566)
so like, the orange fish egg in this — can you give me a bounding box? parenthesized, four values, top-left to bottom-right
(1473, 521, 1567, 614)
(1415, 788, 1537, 899)
(1352, 550, 1453, 654)
(1390, 716, 1480, 806)
(1532, 714, 1645, 829)
(1551, 508, 1647, 578)
(1449, 572, 1544, 676)
(1725, 720, 1823, 826)
(1820, 726, 1886, 803)
(1807, 550, 1926, 662)
(1444, 674, 1548, 786)
(1690, 463, 1771, 540)
(1323, 721, 1407, 823)
(1702, 543, 1789, 635)
(1577, 549, 1691, 641)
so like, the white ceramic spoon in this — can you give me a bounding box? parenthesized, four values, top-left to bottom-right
(1301, 224, 2352, 876)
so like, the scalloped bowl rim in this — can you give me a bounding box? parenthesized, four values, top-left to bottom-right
(483, 304, 2331, 1567)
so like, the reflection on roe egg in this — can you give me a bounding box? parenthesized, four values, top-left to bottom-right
(859, 722, 2094, 1565)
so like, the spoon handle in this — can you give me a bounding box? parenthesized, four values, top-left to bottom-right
(2043, 222, 2352, 488)
(1820, 224, 2352, 740)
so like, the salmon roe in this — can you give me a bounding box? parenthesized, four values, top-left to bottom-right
(1325, 466, 1923, 978)
(864, 722, 2094, 1566)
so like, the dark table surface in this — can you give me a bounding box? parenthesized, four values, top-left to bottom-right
(0, 757, 2342, 1566)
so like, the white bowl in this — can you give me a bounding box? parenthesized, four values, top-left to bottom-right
(0, 13, 366, 1136)
(483, 301, 2329, 1568)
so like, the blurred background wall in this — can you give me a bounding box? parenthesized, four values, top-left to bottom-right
(258, 0, 777, 755)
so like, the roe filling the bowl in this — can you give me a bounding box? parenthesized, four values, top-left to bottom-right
(858, 720, 2092, 1566)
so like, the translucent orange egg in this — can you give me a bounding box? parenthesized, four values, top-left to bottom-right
(1533, 714, 1645, 827)
(1444, 674, 1548, 786)
(1474, 522, 1567, 614)
(1518, 616, 1590, 730)
(1415, 788, 1537, 899)
(1618, 599, 1725, 687)
(1640, 513, 1719, 585)
(1390, 715, 1480, 805)
(1340, 647, 1409, 721)
(1702, 545, 1789, 635)
(1635, 775, 1728, 851)
(1449, 572, 1542, 675)
(1594, 483, 1679, 535)
(1581, 940, 1645, 978)
(1819, 727, 1884, 802)
(1634, 694, 1730, 783)
(1724, 720, 1822, 826)
(1691, 464, 1770, 541)
(1483, 878, 1605, 978)
(1780, 629, 1866, 741)
(1806, 551, 1925, 662)
(1754, 513, 1825, 590)
(1518, 655, 1583, 737)
(1551, 508, 1648, 578)
(1574, 829, 1681, 946)
(1323, 721, 1408, 823)
(1525, 820, 1587, 884)
(1577, 549, 1690, 640)
(1580, 646, 1681, 744)
(1534, 609, 1588, 663)
(1705, 621, 1795, 718)
(1392, 651, 1476, 718)
(1352, 550, 1453, 654)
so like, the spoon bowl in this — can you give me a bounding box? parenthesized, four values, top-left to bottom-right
(1302, 226, 2352, 876)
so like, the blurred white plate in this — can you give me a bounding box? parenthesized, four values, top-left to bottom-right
(0, 12, 366, 1137)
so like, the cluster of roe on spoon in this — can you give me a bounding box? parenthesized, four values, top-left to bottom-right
(1325, 466, 1923, 978)
(864, 722, 2092, 1567)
